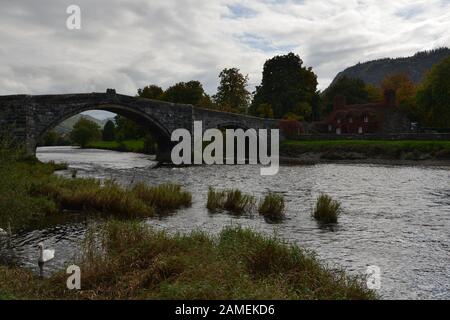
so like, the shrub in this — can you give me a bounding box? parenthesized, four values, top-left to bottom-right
(313, 194, 341, 223)
(258, 192, 285, 221)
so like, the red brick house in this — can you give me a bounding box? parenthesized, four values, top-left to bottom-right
(315, 90, 410, 134)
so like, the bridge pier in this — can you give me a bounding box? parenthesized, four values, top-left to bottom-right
(155, 143, 174, 163)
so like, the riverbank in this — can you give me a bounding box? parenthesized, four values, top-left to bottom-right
(280, 140, 450, 165)
(0, 220, 376, 300)
(0, 145, 376, 300)
(0, 146, 189, 231)
(86, 139, 146, 153)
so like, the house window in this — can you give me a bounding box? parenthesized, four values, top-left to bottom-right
(364, 116, 369, 123)
(337, 118, 341, 124)
(336, 128, 342, 135)
(349, 118, 353, 123)
(328, 125, 332, 132)
(358, 127, 363, 134)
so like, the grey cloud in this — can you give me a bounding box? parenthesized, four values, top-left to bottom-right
(0, 0, 448, 96)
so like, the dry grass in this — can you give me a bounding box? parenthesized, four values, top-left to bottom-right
(132, 183, 192, 214)
(0, 221, 377, 300)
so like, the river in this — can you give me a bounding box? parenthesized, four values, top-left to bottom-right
(1, 146, 449, 300)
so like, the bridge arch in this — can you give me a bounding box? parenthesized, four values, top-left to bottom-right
(35, 102, 174, 161)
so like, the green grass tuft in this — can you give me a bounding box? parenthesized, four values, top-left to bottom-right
(207, 187, 256, 215)
(258, 192, 285, 221)
(313, 194, 341, 223)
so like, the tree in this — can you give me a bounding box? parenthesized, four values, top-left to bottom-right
(213, 68, 251, 114)
(162, 81, 213, 107)
(416, 57, 450, 127)
(102, 120, 116, 141)
(114, 115, 145, 141)
(322, 76, 370, 114)
(279, 120, 303, 139)
(382, 73, 418, 120)
(70, 118, 101, 148)
(256, 103, 274, 119)
(42, 130, 59, 146)
(292, 102, 312, 121)
(137, 85, 164, 100)
(365, 84, 382, 103)
(250, 53, 318, 119)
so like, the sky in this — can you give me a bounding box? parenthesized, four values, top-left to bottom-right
(1, 0, 449, 116)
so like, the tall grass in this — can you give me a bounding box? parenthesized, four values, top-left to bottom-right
(0, 143, 63, 230)
(0, 221, 377, 300)
(0, 141, 192, 230)
(34, 179, 193, 218)
(313, 194, 341, 223)
(258, 192, 285, 221)
(206, 187, 227, 212)
(132, 183, 192, 214)
(207, 187, 255, 215)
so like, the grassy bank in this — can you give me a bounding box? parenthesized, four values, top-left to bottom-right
(85, 140, 146, 153)
(0, 145, 190, 231)
(281, 140, 450, 161)
(0, 220, 377, 300)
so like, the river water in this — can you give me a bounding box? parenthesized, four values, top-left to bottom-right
(1, 146, 449, 300)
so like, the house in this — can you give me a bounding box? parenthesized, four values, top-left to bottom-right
(315, 90, 410, 135)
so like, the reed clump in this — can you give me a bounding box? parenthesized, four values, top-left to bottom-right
(132, 183, 192, 214)
(206, 187, 227, 212)
(313, 193, 341, 223)
(207, 187, 255, 215)
(258, 192, 285, 221)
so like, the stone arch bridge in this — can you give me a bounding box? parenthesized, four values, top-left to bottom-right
(0, 90, 281, 162)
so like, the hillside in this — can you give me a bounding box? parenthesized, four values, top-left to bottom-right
(329, 48, 450, 87)
(54, 114, 110, 135)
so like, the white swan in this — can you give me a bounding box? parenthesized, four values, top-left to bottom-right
(0, 223, 11, 237)
(38, 242, 55, 265)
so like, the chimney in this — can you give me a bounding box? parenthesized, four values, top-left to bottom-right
(333, 95, 346, 110)
(383, 89, 397, 107)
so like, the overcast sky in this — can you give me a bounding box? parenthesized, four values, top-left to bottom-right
(1, 0, 449, 99)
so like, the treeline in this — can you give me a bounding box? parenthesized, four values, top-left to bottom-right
(44, 51, 450, 149)
(322, 56, 450, 127)
(138, 53, 320, 121)
(138, 52, 450, 127)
